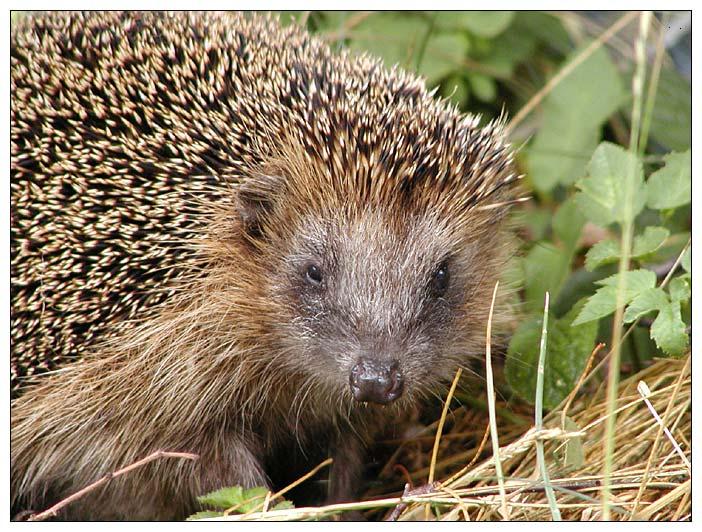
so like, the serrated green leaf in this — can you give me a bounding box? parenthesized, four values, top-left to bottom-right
(668, 277, 690, 303)
(571, 285, 619, 325)
(505, 302, 597, 409)
(575, 143, 646, 227)
(646, 150, 691, 210)
(651, 303, 688, 356)
(622, 287, 669, 323)
(585, 240, 620, 271)
(585, 226, 670, 271)
(527, 47, 625, 193)
(187, 510, 224, 521)
(596, 269, 656, 289)
(681, 246, 691, 274)
(242, 486, 268, 499)
(573, 269, 656, 325)
(197, 486, 244, 509)
(633, 226, 671, 257)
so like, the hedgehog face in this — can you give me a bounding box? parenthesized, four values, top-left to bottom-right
(265, 208, 486, 407)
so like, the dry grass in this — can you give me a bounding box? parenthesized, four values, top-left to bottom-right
(207, 351, 690, 521)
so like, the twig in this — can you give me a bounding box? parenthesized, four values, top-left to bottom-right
(385, 482, 439, 522)
(506, 11, 638, 135)
(602, 12, 652, 520)
(484, 281, 508, 520)
(636, 380, 691, 473)
(268, 457, 333, 504)
(428, 368, 462, 486)
(639, 12, 670, 153)
(629, 354, 691, 518)
(28, 450, 199, 521)
(559, 342, 605, 428)
(425, 366, 462, 519)
(320, 12, 372, 42)
(444, 421, 491, 488)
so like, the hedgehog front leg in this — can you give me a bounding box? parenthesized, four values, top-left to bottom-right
(326, 433, 366, 505)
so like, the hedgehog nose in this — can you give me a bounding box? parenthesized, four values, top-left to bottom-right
(350, 359, 404, 404)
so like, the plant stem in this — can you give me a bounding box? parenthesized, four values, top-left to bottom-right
(601, 10, 651, 521)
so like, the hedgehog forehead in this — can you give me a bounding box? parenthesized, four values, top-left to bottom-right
(287, 208, 451, 275)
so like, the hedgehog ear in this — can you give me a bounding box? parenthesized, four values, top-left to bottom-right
(236, 173, 286, 239)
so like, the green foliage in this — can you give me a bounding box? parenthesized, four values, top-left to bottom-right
(305, 11, 569, 111)
(188, 485, 294, 520)
(585, 226, 670, 271)
(645, 67, 692, 151)
(646, 150, 692, 210)
(435, 11, 515, 38)
(574, 142, 646, 227)
(573, 269, 657, 325)
(506, 302, 598, 409)
(559, 417, 585, 470)
(527, 48, 625, 193)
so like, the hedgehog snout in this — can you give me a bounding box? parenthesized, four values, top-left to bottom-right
(349, 358, 404, 404)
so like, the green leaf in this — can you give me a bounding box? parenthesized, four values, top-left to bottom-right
(527, 47, 625, 193)
(349, 13, 427, 72)
(440, 75, 470, 107)
(349, 13, 470, 86)
(197, 486, 244, 510)
(584, 240, 620, 271)
(596, 269, 656, 289)
(437, 11, 515, 38)
(647, 67, 691, 151)
(646, 150, 692, 210)
(633, 226, 671, 257)
(651, 303, 688, 356)
(523, 242, 571, 312)
(573, 269, 656, 325)
(668, 277, 690, 303)
(467, 72, 496, 102)
(585, 226, 670, 271)
(553, 195, 587, 253)
(561, 417, 585, 470)
(418, 32, 471, 85)
(506, 301, 597, 409)
(622, 287, 669, 323)
(187, 510, 224, 521)
(237, 486, 269, 513)
(575, 142, 646, 227)
(197, 485, 274, 514)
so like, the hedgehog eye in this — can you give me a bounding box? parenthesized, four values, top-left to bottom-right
(430, 261, 450, 296)
(304, 262, 324, 286)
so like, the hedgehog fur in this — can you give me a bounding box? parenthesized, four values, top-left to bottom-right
(11, 11, 517, 520)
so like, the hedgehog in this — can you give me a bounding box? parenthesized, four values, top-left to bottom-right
(11, 11, 518, 520)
